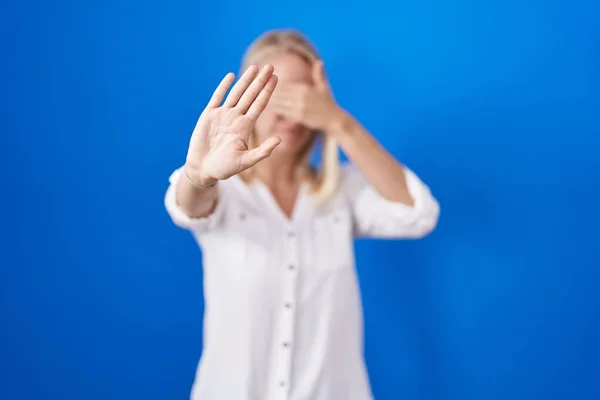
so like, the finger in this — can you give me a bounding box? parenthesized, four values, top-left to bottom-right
(239, 136, 281, 170)
(223, 65, 259, 107)
(269, 95, 296, 109)
(236, 64, 275, 114)
(271, 101, 295, 115)
(274, 84, 309, 105)
(246, 74, 278, 121)
(274, 82, 304, 96)
(271, 103, 301, 123)
(206, 72, 235, 108)
(269, 90, 301, 109)
(269, 93, 299, 111)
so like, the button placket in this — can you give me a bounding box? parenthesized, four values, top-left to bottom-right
(276, 227, 299, 398)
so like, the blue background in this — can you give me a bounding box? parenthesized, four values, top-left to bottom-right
(2, 0, 599, 399)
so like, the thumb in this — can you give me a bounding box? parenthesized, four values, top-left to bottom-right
(239, 136, 282, 170)
(312, 60, 329, 90)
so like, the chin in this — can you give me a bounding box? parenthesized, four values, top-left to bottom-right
(280, 131, 311, 149)
(275, 138, 302, 154)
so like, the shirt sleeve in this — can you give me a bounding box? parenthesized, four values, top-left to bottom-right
(163, 167, 226, 232)
(340, 163, 440, 239)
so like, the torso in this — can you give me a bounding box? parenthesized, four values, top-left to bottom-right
(190, 175, 374, 400)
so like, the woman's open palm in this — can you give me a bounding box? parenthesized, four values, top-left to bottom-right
(185, 64, 281, 185)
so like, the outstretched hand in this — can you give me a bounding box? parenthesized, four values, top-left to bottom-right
(184, 64, 281, 187)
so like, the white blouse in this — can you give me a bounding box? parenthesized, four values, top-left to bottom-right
(164, 163, 440, 400)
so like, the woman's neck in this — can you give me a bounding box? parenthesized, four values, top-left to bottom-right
(255, 156, 299, 188)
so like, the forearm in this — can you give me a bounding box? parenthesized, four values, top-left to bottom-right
(328, 111, 415, 206)
(175, 165, 219, 218)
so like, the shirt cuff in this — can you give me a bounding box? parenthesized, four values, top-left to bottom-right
(164, 167, 225, 232)
(354, 167, 438, 225)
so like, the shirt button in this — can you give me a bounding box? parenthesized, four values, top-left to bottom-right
(284, 302, 292, 309)
(287, 231, 296, 238)
(288, 264, 295, 271)
(239, 212, 246, 221)
(279, 381, 287, 388)
(282, 341, 290, 348)
(333, 215, 341, 223)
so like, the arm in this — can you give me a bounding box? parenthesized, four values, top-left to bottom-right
(327, 112, 440, 238)
(270, 60, 439, 238)
(327, 111, 414, 206)
(175, 165, 219, 219)
(164, 166, 224, 231)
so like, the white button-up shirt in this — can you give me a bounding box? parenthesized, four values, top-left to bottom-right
(164, 163, 440, 400)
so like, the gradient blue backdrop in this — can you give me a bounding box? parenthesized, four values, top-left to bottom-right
(2, 0, 599, 399)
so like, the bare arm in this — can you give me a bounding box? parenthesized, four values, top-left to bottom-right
(328, 111, 440, 239)
(174, 167, 219, 219)
(327, 112, 415, 206)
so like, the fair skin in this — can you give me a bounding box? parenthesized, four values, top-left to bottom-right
(178, 52, 414, 219)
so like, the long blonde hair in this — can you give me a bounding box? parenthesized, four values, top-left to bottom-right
(238, 29, 340, 206)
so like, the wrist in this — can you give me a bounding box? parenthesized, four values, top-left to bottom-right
(324, 107, 352, 136)
(183, 163, 218, 188)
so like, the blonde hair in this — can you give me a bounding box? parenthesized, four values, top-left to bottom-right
(239, 29, 340, 207)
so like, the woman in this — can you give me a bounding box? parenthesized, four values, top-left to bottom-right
(165, 29, 440, 400)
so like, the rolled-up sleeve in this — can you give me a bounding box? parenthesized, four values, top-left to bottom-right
(341, 164, 440, 239)
(164, 167, 226, 232)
